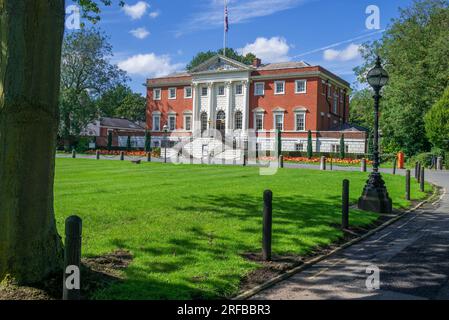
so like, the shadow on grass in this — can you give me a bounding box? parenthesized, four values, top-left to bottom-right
(97, 192, 378, 299)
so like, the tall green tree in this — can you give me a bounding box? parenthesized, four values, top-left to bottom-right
(355, 0, 449, 156)
(0, 0, 123, 285)
(340, 135, 346, 159)
(425, 87, 449, 151)
(60, 27, 128, 139)
(349, 88, 374, 131)
(187, 48, 257, 71)
(307, 130, 313, 159)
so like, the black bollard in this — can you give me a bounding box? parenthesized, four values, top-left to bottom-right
(342, 180, 349, 229)
(420, 167, 425, 192)
(279, 155, 284, 169)
(417, 163, 421, 182)
(405, 169, 411, 201)
(96, 150, 100, 160)
(330, 157, 333, 171)
(361, 158, 367, 172)
(393, 157, 397, 175)
(243, 154, 247, 167)
(262, 190, 273, 261)
(72, 149, 76, 159)
(256, 143, 259, 164)
(120, 151, 124, 161)
(63, 216, 82, 300)
(147, 152, 152, 162)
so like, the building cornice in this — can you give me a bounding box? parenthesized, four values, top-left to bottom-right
(250, 71, 350, 90)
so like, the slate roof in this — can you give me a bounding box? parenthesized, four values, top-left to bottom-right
(329, 123, 369, 132)
(256, 61, 311, 70)
(100, 117, 145, 131)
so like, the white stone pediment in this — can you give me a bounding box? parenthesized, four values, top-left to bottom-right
(191, 55, 253, 74)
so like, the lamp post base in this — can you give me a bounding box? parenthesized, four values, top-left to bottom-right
(358, 172, 393, 213)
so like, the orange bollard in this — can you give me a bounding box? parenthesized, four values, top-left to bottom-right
(397, 152, 405, 169)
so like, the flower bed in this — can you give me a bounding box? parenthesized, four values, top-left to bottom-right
(284, 156, 373, 166)
(86, 150, 160, 157)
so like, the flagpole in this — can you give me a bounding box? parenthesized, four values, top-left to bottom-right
(223, 0, 227, 57)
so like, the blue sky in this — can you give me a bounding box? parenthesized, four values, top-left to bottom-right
(67, 0, 414, 95)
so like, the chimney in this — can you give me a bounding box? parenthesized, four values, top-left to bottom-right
(252, 58, 262, 68)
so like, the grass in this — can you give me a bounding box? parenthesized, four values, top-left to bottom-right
(54, 158, 431, 300)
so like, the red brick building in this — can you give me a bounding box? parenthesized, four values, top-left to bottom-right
(146, 55, 366, 155)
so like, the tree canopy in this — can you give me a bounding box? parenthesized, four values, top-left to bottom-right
(425, 87, 449, 151)
(353, 0, 449, 156)
(186, 48, 257, 71)
(59, 28, 129, 138)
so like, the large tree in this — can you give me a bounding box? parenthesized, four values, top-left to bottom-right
(354, 0, 449, 156)
(96, 84, 146, 122)
(0, 0, 121, 285)
(349, 88, 374, 131)
(425, 87, 449, 151)
(186, 48, 257, 71)
(60, 27, 128, 139)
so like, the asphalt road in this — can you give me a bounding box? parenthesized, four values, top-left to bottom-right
(252, 169, 449, 300)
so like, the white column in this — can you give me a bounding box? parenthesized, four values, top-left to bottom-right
(192, 83, 200, 135)
(242, 80, 249, 133)
(208, 82, 215, 131)
(225, 81, 233, 135)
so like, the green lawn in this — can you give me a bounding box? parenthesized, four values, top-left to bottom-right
(54, 158, 431, 299)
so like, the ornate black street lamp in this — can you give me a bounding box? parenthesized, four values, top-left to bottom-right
(163, 125, 168, 163)
(358, 56, 392, 213)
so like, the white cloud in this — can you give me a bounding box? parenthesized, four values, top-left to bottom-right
(149, 11, 160, 19)
(118, 53, 185, 78)
(123, 1, 150, 20)
(240, 37, 290, 63)
(130, 27, 150, 39)
(323, 43, 361, 62)
(176, 0, 309, 36)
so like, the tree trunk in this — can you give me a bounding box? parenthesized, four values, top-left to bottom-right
(0, 0, 65, 284)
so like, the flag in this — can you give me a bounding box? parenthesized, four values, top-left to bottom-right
(224, 2, 229, 32)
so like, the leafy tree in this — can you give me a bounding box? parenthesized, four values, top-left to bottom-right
(425, 87, 449, 151)
(354, 0, 449, 156)
(59, 27, 129, 140)
(340, 135, 346, 159)
(307, 130, 313, 159)
(96, 84, 131, 117)
(114, 92, 146, 122)
(187, 48, 257, 71)
(349, 89, 374, 131)
(0, 0, 123, 285)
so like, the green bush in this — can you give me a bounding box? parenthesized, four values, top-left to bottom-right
(74, 137, 93, 153)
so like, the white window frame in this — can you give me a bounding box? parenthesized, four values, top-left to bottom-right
(235, 84, 243, 95)
(184, 115, 192, 131)
(153, 88, 161, 101)
(295, 143, 304, 151)
(168, 115, 176, 131)
(254, 82, 265, 96)
(273, 112, 284, 131)
(295, 80, 307, 94)
(234, 111, 243, 130)
(254, 112, 264, 131)
(168, 87, 177, 100)
(327, 84, 332, 98)
(217, 85, 225, 97)
(274, 81, 285, 95)
(294, 112, 306, 132)
(333, 94, 338, 114)
(201, 86, 208, 97)
(184, 87, 192, 99)
(152, 114, 161, 131)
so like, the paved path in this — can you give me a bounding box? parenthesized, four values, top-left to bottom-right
(252, 169, 449, 300)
